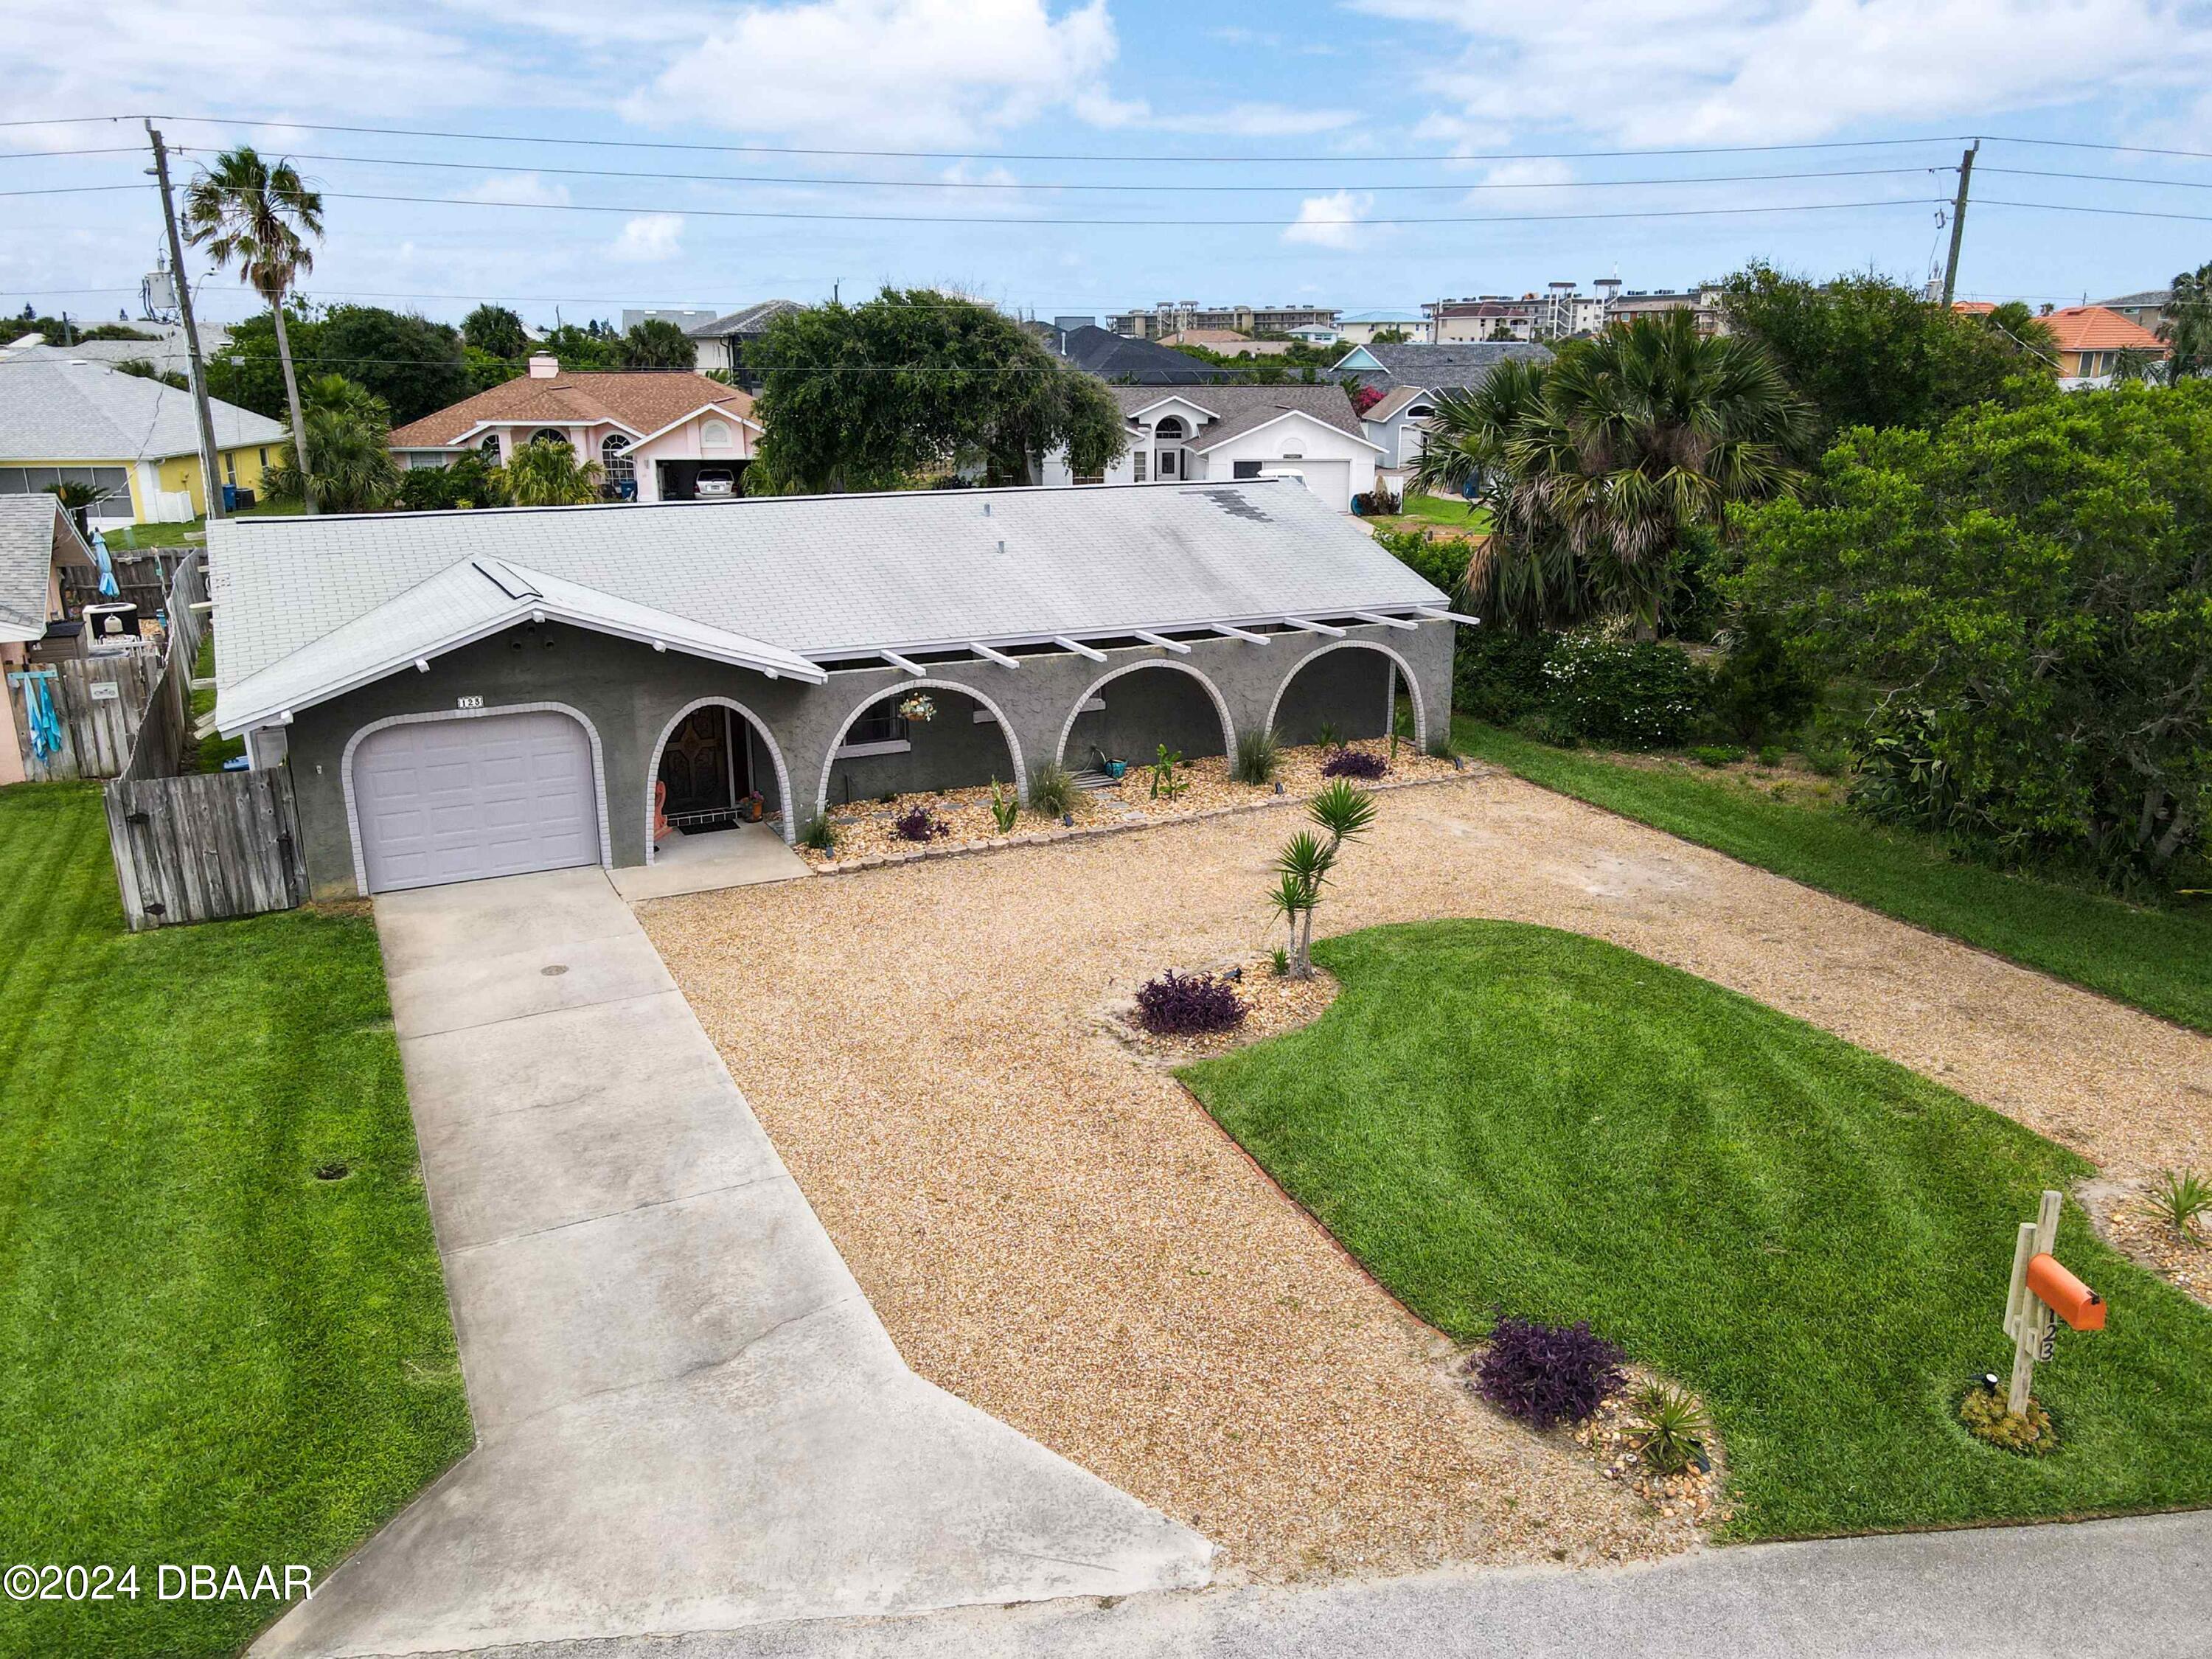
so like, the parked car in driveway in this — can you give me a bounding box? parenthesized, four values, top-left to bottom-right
(695, 469, 737, 497)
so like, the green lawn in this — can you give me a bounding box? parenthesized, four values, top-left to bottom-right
(1455, 718, 2212, 1036)
(99, 500, 301, 552)
(1183, 921, 2212, 1540)
(1373, 495, 1491, 537)
(0, 785, 469, 1659)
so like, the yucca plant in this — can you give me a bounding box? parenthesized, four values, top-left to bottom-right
(1234, 726, 1281, 785)
(1268, 782, 1379, 978)
(2148, 1169, 2211, 1242)
(1630, 1382, 1714, 1475)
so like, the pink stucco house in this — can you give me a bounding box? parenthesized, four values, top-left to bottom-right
(389, 357, 762, 502)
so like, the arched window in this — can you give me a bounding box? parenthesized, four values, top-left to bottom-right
(1406, 404, 1435, 420)
(478, 432, 502, 462)
(700, 419, 732, 449)
(600, 434, 636, 499)
(1152, 416, 1188, 440)
(530, 427, 568, 449)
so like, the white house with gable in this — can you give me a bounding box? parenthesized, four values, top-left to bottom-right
(1038, 383, 1379, 512)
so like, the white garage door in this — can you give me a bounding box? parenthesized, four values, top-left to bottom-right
(352, 712, 601, 894)
(1270, 458, 1353, 512)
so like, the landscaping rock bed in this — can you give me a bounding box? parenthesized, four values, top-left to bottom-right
(1101, 956, 1340, 1064)
(2084, 1178, 2212, 1308)
(804, 739, 1463, 869)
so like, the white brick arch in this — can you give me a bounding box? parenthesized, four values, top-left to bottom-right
(1054, 658, 1237, 768)
(1263, 639, 1427, 751)
(644, 695, 798, 856)
(814, 678, 1025, 819)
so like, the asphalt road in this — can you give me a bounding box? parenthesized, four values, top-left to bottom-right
(497, 1510, 2212, 1659)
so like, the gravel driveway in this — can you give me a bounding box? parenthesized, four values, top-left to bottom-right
(636, 772, 2212, 1581)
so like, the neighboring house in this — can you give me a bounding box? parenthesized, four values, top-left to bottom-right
(2094, 290, 2171, 335)
(685, 301, 805, 386)
(2038, 306, 2169, 388)
(1338, 310, 1431, 346)
(1160, 330, 1293, 358)
(1045, 324, 1238, 385)
(0, 494, 97, 785)
(1037, 384, 1380, 511)
(1, 321, 232, 380)
(1109, 303, 1340, 340)
(1332, 343, 1554, 489)
(205, 479, 1456, 897)
(1287, 324, 1342, 347)
(1360, 386, 1448, 484)
(622, 308, 722, 335)
(0, 351, 282, 526)
(388, 357, 762, 501)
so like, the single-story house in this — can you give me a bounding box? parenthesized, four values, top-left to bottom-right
(1337, 310, 1430, 347)
(1037, 385, 1380, 512)
(0, 349, 282, 526)
(1360, 386, 1447, 484)
(0, 494, 97, 785)
(388, 358, 762, 501)
(684, 301, 804, 387)
(1045, 324, 1238, 385)
(207, 479, 1456, 898)
(2037, 305, 2170, 389)
(1330, 340, 1554, 394)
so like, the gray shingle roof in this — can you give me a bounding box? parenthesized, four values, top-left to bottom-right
(0, 495, 92, 642)
(686, 300, 804, 339)
(1333, 341, 1553, 392)
(0, 353, 284, 462)
(1110, 383, 1368, 448)
(1054, 326, 1237, 384)
(208, 481, 1448, 727)
(2093, 290, 2171, 310)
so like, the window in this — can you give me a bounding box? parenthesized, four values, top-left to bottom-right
(529, 428, 568, 449)
(837, 696, 911, 757)
(224, 454, 237, 485)
(701, 419, 732, 448)
(1073, 470, 1104, 485)
(1152, 416, 1188, 440)
(1405, 405, 1434, 420)
(479, 433, 502, 461)
(1133, 451, 1147, 482)
(600, 434, 636, 498)
(257, 447, 268, 466)
(1232, 461, 1264, 479)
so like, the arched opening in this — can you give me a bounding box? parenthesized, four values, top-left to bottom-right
(1266, 641, 1426, 751)
(600, 434, 636, 500)
(816, 681, 1023, 821)
(1151, 414, 1190, 481)
(1058, 661, 1234, 774)
(478, 432, 502, 462)
(644, 697, 795, 858)
(529, 427, 569, 451)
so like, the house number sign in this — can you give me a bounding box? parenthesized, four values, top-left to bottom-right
(456, 695, 484, 709)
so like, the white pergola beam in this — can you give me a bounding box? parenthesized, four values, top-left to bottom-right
(1211, 622, 1270, 644)
(967, 641, 1021, 669)
(1413, 605, 1483, 626)
(1134, 630, 1192, 655)
(880, 649, 928, 676)
(1352, 610, 1420, 632)
(1283, 616, 1348, 639)
(1052, 635, 1107, 661)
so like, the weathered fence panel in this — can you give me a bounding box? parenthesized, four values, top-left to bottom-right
(7, 654, 164, 781)
(98, 553, 302, 932)
(105, 768, 306, 931)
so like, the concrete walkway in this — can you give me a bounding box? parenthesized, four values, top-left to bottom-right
(254, 867, 1210, 1659)
(608, 824, 813, 902)
(501, 1509, 2212, 1659)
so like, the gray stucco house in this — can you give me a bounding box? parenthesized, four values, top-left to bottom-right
(209, 480, 1460, 898)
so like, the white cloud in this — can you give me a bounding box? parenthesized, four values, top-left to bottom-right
(1464, 157, 1577, 209)
(1282, 189, 1371, 248)
(455, 173, 574, 207)
(1352, 0, 2212, 145)
(1155, 102, 1361, 137)
(611, 213, 685, 261)
(630, 0, 1121, 148)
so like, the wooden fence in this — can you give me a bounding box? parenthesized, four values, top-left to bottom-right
(100, 555, 307, 932)
(6, 654, 164, 781)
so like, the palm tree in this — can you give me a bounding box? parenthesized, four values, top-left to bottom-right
(1414, 311, 1808, 633)
(504, 437, 604, 507)
(2160, 262, 2212, 380)
(182, 147, 324, 511)
(262, 375, 397, 512)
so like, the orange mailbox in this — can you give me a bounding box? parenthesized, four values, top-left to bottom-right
(2026, 1253, 2105, 1331)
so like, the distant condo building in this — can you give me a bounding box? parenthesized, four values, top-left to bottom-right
(1424, 279, 1725, 343)
(1108, 301, 1342, 340)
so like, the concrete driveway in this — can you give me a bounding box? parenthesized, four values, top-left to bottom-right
(254, 866, 1209, 1659)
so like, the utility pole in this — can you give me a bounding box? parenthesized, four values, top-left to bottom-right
(147, 122, 226, 521)
(1939, 140, 1978, 310)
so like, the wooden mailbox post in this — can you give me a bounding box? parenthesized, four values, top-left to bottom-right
(2001, 1189, 2105, 1415)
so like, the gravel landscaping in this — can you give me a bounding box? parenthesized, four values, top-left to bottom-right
(635, 772, 2212, 1581)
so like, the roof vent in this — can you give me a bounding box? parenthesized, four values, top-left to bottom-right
(527, 353, 560, 380)
(982, 501, 992, 515)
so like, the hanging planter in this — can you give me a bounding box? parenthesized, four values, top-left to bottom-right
(897, 694, 938, 723)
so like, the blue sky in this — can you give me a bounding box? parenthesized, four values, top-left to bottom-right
(6, 0, 2211, 334)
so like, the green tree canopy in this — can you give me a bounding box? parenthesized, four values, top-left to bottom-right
(540, 322, 620, 371)
(1719, 262, 2053, 449)
(504, 437, 603, 506)
(2163, 261, 2212, 380)
(313, 305, 469, 425)
(205, 307, 319, 422)
(261, 374, 399, 513)
(1735, 381, 2212, 891)
(618, 318, 698, 369)
(462, 303, 529, 360)
(748, 288, 1127, 491)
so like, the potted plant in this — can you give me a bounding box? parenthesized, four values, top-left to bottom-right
(740, 792, 765, 823)
(897, 693, 937, 723)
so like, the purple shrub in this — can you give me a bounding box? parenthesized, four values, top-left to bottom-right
(892, 805, 949, 842)
(1472, 1316, 1626, 1429)
(1321, 748, 1388, 780)
(1133, 970, 1247, 1037)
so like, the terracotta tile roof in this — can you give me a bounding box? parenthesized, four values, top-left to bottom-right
(1950, 301, 1996, 315)
(2039, 306, 2167, 355)
(388, 371, 756, 450)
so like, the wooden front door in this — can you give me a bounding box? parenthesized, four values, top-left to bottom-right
(658, 706, 751, 827)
